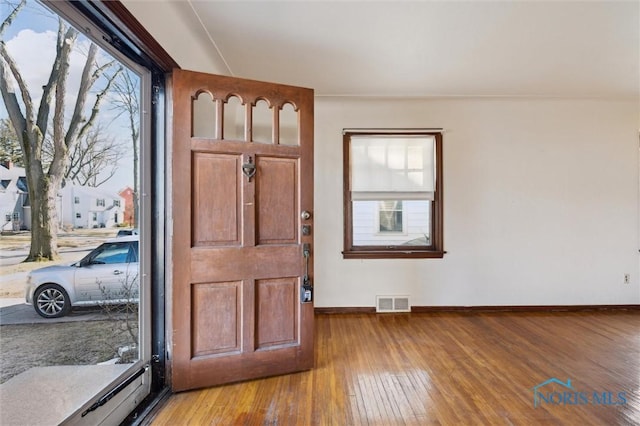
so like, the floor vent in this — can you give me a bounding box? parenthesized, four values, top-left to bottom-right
(376, 295, 411, 313)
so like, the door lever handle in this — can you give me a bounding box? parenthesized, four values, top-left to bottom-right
(113, 270, 123, 275)
(301, 243, 313, 303)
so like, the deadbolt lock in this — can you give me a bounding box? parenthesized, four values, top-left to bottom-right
(301, 210, 312, 220)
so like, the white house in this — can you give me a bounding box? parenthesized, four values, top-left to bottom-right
(0, 162, 30, 231)
(59, 184, 125, 229)
(0, 162, 124, 231)
(353, 200, 431, 246)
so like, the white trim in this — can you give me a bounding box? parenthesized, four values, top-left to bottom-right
(352, 191, 434, 201)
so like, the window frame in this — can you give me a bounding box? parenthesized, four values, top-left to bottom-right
(343, 130, 444, 259)
(11, 1, 174, 423)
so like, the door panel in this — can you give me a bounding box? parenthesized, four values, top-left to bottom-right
(172, 69, 314, 391)
(191, 281, 242, 357)
(256, 277, 298, 349)
(256, 156, 298, 244)
(192, 153, 241, 247)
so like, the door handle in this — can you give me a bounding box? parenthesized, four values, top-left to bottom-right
(301, 210, 312, 220)
(242, 155, 256, 182)
(301, 244, 313, 303)
(113, 270, 123, 275)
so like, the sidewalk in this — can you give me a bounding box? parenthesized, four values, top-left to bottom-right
(0, 298, 111, 325)
(0, 247, 92, 267)
(0, 298, 22, 308)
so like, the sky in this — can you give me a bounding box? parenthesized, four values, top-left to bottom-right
(0, 0, 139, 194)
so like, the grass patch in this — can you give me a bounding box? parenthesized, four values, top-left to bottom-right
(1, 258, 70, 276)
(58, 241, 80, 248)
(0, 320, 138, 384)
(0, 228, 117, 275)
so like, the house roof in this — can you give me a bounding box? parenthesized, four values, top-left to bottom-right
(0, 165, 26, 193)
(0, 164, 25, 181)
(66, 184, 123, 200)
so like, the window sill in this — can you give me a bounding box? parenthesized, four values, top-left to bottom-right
(0, 364, 133, 425)
(342, 250, 445, 259)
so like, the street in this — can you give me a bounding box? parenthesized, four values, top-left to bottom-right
(0, 229, 118, 324)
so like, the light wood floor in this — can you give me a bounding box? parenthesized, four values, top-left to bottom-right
(151, 311, 640, 425)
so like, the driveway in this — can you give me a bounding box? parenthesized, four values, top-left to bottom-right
(0, 298, 112, 325)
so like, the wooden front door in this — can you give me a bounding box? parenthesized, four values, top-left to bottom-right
(171, 70, 314, 391)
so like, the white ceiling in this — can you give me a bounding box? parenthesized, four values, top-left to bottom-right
(129, 1, 640, 98)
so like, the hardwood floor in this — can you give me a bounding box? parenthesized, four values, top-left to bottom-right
(150, 311, 640, 425)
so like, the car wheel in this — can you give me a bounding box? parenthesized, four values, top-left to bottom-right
(33, 284, 71, 318)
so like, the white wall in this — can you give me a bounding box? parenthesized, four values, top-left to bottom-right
(121, 0, 228, 74)
(315, 97, 640, 307)
(120, 2, 639, 307)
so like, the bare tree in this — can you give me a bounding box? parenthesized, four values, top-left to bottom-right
(97, 271, 140, 363)
(42, 124, 128, 187)
(110, 70, 140, 227)
(0, 0, 119, 261)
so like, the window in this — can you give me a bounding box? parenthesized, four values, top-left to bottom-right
(5, 213, 11, 222)
(96, 198, 105, 207)
(378, 200, 403, 233)
(16, 176, 27, 192)
(114, 200, 121, 207)
(76, 213, 81, 219)
(12, 212, 19, 221)
(88, 241, 134, 265)
(343, 131, 444, 259)
(92, 212, 98, 221)
(74, 196, 79, 204)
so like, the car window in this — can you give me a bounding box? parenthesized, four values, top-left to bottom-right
(90, 243, 131, 265)
(127, 242, 139, 263)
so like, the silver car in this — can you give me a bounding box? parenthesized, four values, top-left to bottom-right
(25, 236, 139, 318)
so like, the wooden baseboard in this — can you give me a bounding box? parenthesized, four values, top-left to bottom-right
(314, 307, 376, 314)
(315, 305, 640, 314)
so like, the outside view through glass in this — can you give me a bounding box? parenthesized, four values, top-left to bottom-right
(0, 0, 141, 384)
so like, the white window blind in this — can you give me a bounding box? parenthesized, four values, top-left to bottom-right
(350, 135, 435, 200)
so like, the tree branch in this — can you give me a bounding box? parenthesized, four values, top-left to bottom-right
(36, 20, 75, 138)
(0, 0, 25, 38)
(0, 53, 25, 147)
(48, 22, 77, 178)
(74, 63, 122, 144)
